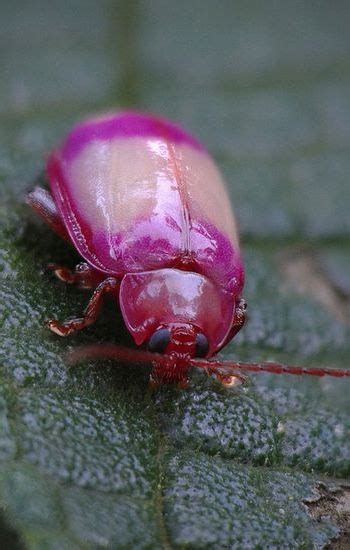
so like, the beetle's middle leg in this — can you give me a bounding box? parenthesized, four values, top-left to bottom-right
(47, 277, 120, 336)
(48, 262, 106, 289)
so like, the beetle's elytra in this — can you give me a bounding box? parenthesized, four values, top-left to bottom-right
(27, 111, 350, 386)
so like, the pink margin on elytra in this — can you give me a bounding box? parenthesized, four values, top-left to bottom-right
(61, 111, 207, 162)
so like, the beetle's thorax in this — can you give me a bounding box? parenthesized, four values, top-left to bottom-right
(119, 268, 236, 354)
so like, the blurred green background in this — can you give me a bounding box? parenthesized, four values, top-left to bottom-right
(0, 1, 350, 548)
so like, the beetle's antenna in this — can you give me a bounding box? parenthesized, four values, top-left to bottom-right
(67, 343, 172, 368)
(190, 358, 350, 378)
(68, 346, 350, 380)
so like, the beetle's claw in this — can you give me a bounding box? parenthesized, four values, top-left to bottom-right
(47, 319, 69, 337)
(47, 264, 75, 284)
(215, 373, 247, 387)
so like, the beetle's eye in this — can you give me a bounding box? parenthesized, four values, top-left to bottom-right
(148, 328, 170, 353)
(195, 333, 209, 357)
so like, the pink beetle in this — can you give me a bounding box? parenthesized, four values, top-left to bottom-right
(27, 111, 350, 386)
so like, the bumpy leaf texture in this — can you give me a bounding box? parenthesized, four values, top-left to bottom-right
(0, 1, 349, 548)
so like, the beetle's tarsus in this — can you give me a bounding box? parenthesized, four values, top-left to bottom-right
(210, 369, 247, 387)
(47, 315, 99, 336)
(47, 262, 106, 289)
(47, 319, 72, 336)
(48, 264, 76, 284)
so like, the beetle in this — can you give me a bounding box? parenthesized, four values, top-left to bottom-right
(27, 111, 350, 387)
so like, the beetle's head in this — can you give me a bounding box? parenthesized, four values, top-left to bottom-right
(147, 323, 209, 387)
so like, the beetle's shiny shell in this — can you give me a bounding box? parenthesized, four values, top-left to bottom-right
(47, 111, 243, 294)
(47, 111, 244, 351)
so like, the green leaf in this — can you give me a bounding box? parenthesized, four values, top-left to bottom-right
(1, 1, 349, 547)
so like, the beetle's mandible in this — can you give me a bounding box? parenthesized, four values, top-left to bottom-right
(27, 111, 350, 386)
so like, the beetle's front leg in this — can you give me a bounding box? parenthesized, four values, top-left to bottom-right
(47, 277, 120, 336)
(48, 262, 106, 289)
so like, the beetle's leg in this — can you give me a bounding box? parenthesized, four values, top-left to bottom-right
(26, 186, 70, 241)
(215, 298, 247, 353)
(47, 277, 120, 336)
(47, 262, 106, 289)
(213, 371, 248, 387)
